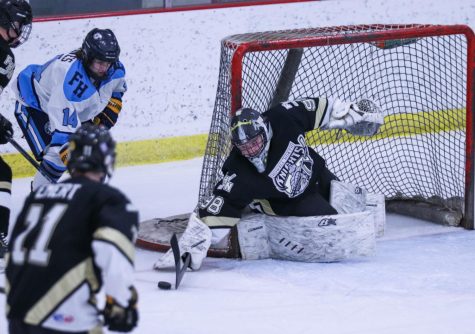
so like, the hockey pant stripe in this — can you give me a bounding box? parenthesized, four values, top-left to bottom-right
(40, 159, 66, 182)
(14, 102, 51, 161)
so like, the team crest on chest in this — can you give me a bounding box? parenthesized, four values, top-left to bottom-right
(268, 135, 314, 198)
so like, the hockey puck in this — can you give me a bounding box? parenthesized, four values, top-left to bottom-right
(158, 281, 172, 290)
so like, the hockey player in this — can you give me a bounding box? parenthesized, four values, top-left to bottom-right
(5, 124, 139, 334)
(14, 27, 127, 191)
(154, 97, 384, 270)
(0, 0, 32, 262)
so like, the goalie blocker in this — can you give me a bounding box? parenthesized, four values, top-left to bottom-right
(150, 181, 385, 269)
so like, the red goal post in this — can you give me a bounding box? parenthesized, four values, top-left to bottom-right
(199, 24, 475, 229)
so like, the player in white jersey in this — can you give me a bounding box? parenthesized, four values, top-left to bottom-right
(13, 28, 127, 190)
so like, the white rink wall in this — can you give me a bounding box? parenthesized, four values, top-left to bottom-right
(1, 0, 474, 151)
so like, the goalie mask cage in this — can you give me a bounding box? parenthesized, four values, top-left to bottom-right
(199, 24, 475, 229)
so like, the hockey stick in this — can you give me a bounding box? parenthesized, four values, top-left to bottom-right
(171, 233, 191, 289)
(7, 138, 55, 183)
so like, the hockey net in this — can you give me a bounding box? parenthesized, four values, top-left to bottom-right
(198, 24, 475, 229)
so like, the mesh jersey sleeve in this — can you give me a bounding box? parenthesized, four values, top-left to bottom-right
(92, 188, 139, 306)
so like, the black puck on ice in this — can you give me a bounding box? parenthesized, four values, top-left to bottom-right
(158, 281, 172, 290)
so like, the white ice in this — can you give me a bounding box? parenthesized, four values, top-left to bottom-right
(2, 158, 475, 334)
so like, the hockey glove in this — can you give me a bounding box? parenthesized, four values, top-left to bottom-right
(103, 286, 138, 332)
(154, 212, 212, 271)
(59, 142, 69, 165)
(93, 97, 122, 129)
(324, 98, 384, 136)
(0, 113, 13, 145)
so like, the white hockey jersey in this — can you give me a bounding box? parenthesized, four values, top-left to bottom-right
(15, 51, 127, 135)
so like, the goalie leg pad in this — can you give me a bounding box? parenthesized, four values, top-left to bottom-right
(266, 211, 376, 262)
(330, 180, 386, 237)
(366, 192, 386, 237)
(154, 212, 211, 271)
(330, 180, 367, 214)
(237, 214, 270, 260)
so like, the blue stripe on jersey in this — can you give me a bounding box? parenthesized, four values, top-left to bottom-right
(16, 104, 47, 154)
(35, 55, 60, 81)
(50, 131, 70, 146)
(112, 91, 124, 99)
(16, 64, 42, 110)
(42, 159, 67, 175)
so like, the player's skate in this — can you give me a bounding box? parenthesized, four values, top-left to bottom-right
(154, 212, 211, 271)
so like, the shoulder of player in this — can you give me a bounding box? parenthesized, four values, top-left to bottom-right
(222, 149, 257, 181)
(98, 182, 129, 201)
(223, 148, 245, 170)
(264, 106, 295, 129)
(63, 177, 130, 203)
(112, 60, 126, 76)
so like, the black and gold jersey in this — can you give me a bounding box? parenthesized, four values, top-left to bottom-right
(199, 97, 338, 227)
(6, 176, 138, 332)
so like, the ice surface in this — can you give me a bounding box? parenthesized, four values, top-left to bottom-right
(1, 159, 474, 334)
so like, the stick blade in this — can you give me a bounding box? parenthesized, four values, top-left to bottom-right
(170, 234, 190, 289)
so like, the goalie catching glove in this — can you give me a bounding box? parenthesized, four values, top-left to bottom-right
(103, 286, 138, 332)
(154, 212, 212, 271)
(323, 98, 384, 136)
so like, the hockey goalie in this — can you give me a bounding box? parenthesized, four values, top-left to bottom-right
(154, 96, 386, 271)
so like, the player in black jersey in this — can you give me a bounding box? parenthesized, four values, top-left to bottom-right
(0, 0, 32, 262)
(155, 97, 384, 270)
(6, 124, 139, 334)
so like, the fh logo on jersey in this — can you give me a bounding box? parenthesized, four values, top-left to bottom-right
(269, 135, 313, 198)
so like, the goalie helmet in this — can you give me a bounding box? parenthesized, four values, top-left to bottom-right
(81, 28, 120, 64)
(67, 124, 116, 180)
(230, 107, 272, 173)
(0, 0, 32, 48)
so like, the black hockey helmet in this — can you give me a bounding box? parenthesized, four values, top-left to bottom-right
(230, 107, 270, 160)
(67, 124, 116, 180)
(81, 28, 120, 64)
(0, 0, 32, 48)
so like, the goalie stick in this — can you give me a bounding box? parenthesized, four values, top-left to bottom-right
(158, 234, 191, 290)
(171, 233, 191, 289)
(137, 214, 239, 258)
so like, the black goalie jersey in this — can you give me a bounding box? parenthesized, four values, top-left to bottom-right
(5, 176, 138, 332)
(199, 97, 338, 228)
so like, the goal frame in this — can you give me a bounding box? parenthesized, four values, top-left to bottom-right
(202, 24, 475, 229)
